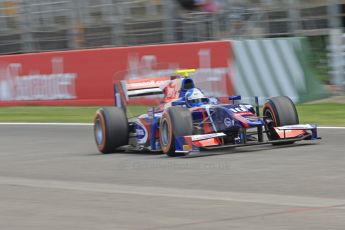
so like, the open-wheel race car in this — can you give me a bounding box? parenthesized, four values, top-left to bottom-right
(93, 69, 320, 156)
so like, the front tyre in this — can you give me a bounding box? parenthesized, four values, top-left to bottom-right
(94, 107, 129, 153)
(160, 107, 193, 157)
(263, 96, 299, 144)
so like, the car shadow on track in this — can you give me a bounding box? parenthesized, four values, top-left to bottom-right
(85, 150, 164, 157)
(86, 142, 319, 158)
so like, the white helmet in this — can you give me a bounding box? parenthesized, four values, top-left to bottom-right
(185, 88, 209, 107)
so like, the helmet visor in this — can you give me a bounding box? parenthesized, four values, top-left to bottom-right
(190, 98, 209, 104)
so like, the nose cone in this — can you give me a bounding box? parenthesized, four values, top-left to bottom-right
(242, 115, 264, 127)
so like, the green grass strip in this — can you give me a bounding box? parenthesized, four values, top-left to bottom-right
(0, 104, 344, 126)
(0, 106, 147, 123)
(296, 103, 345, 126)
(0, 106, 99, 123)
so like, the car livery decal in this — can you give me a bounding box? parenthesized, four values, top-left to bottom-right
(135, 120, 148, 144)
(224, 117, 233, 127)
(189, 133, 226, 141)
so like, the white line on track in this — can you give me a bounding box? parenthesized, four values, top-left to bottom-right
(318, 126, 345, 129)
(0, 176, 344, 209)
(0, 122, 93, 126)
(1, 123, 345, 129)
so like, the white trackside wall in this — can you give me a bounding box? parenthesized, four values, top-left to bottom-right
(229, 37, 328, 105)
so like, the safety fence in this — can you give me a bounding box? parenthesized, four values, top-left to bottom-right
(1, 0, 344, 54)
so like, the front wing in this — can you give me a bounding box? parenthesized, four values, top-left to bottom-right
(174, 124, 320, 155)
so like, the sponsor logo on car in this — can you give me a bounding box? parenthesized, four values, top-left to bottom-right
(224, 117, 233, 127)
(135, 122, 148, 144)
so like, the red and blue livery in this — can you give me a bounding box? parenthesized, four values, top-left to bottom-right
(94, 69, 320, 156)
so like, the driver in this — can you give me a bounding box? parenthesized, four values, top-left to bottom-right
(185, 88, 209, 107)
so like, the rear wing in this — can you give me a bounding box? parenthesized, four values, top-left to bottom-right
(113, 77, 171, 108)
(113, 69, 197, 109)
(124, 77, 171, 98)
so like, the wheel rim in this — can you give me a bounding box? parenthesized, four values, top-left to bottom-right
(264, 109, 275, 126)
(95, 117, 104, 145)
(161, 119, 170, 146)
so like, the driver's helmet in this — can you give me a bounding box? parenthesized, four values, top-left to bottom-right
(185, 88, 209, 107)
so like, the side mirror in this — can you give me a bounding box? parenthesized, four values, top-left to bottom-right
(229, 95, 241, 101)
(229, 95, 241, 104)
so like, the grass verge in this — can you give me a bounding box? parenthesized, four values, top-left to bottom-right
(0, 104, 344, 126)
(296, 103, 345, 126)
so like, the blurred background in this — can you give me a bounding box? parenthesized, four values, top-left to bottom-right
(0, 0, 344, 91)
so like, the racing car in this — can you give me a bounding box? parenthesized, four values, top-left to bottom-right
(94, 69, 320, 156)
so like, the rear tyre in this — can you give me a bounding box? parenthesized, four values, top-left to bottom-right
(263, 96, 299, 144)
(160, 107, 193, 157)
(94, 107, 128, 153)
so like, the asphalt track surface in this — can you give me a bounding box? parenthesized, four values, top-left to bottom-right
(0, 124, 344, 230)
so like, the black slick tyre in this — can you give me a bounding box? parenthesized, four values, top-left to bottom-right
(159, 107, 193, 157)
(94, 107, 128, 153)
(263, 96, 299, 144)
